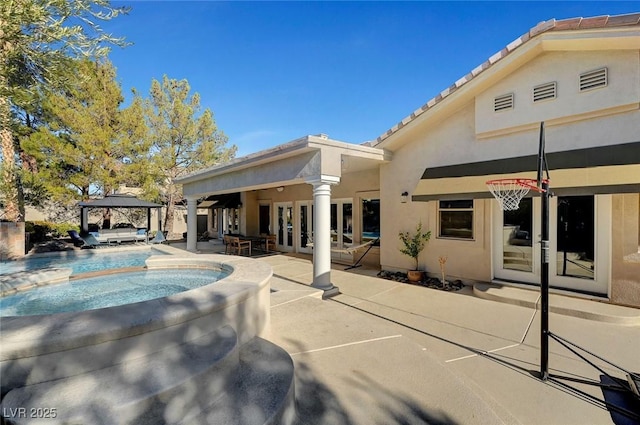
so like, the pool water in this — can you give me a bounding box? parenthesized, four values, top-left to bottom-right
(0, 269, 227, 316)
(1, 249, 163, 276)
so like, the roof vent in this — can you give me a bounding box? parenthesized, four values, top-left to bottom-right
(316, 133, 329, 140)
(533, 82, 557, 102)
(494, 93, 514, 112)
(580, 67, 607, 91)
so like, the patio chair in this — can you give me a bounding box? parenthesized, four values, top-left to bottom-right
(226, 236, 251, 256)
(265, 234, 276, 252)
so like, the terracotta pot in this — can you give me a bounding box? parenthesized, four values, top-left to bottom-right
(407, 270, 424, 282)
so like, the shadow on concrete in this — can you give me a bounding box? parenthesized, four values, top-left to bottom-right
(287, 337, 459, 425)
(328, 296, 640, 425)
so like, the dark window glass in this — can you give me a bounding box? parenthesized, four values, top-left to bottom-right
(438, 200, 473, 239)
(362, 199, 380, 242)
(439, 200, 473, 209)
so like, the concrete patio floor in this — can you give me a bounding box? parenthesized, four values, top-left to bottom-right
(177, 241, 640, 424)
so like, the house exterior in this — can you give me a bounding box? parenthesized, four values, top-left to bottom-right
(176, 13, 640, 307)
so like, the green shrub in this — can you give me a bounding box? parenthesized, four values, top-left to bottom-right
(25, 221, 79, 241)
(25, 221, 51, 242)
(50, 222, 78, 238)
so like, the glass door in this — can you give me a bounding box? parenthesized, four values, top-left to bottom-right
(274, 202, 293, 251)
(331, 199, 353, 262)
(297, 201, 314, 254)
(493, 197, 540, 284)
(550, 195, 608, 295)
(493, 194, 609, 295)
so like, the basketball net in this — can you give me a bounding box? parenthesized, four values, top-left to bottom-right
(486, 178, 540, 211)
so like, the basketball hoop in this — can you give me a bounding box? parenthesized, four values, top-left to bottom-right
(486, 178, 545, 211)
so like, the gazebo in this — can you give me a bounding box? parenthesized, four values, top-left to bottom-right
(78, 194, 163, 233)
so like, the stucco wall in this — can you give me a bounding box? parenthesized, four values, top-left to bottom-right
(380, 102, 492, 280)
(476, 50, 640, 137)
(380, 47, 640, 287)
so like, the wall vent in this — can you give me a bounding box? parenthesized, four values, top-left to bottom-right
(494, 93, 514, 112)
(533, 82, 557, 102)
(580, 68, 607, 91)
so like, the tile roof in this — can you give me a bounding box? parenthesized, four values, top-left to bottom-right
(374, 13, 640, 145)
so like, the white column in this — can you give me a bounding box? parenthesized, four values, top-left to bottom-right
(186, 196, 199, 252)
(207, 208, 214, 234)
(217, 208, 224, 238)
(307, 175, 340, 298)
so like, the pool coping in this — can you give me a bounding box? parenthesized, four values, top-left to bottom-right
(0, 254, 272, 361)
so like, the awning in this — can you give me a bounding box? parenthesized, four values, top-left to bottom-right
(198, 192, 241, 209)
(413, 142, 640, 201)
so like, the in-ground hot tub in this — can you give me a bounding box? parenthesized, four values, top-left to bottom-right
(0, 254, 279, 424)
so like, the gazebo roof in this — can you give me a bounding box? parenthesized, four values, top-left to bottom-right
(78, 194, 162, 208)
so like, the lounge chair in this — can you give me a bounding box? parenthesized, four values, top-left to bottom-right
(67, 230, 85, 247)
(81, 233, 107, 249)
(150, 231, 167, 244)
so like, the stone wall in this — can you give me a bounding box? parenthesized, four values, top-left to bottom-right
(0, 222, 26, 260)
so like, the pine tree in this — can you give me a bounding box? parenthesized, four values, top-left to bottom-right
(0, 0, 128, 221)
(22, 58, 149, 224)
(144, 76, 236, 238)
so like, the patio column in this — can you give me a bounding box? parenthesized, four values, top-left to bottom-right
(217, 208, 224, 238)
(80, 208, 88, 233)
(307, 175, 340, 298)
(186, 195, 199, 252)
(207, 208, 215, 234)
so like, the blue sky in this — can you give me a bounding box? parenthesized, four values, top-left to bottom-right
(105, 1, 639, 156)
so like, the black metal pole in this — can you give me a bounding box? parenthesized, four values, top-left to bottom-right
(541, 179, 550, 381)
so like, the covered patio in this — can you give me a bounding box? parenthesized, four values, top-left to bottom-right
(174, 134, 390, 297)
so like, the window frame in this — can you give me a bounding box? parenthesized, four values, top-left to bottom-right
(437, 199, 475, 241)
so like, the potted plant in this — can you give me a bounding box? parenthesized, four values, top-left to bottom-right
(398, 222, 431, 282)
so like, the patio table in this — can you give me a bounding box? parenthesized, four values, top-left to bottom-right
(242, 236, 268, 254)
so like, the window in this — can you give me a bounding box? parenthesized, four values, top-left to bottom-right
(439, 200, 474, 239)
(361, 198, 380, 243)
(494, 93, 514, 112)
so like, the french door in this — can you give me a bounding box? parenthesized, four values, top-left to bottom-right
(493, 194, 609, 295)
(297, 201, 314, 254)
(331, 199, 353, 262)
(274, 202, 294, 252)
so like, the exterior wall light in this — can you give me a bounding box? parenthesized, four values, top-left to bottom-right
(276, 186, 285, 192)
(401, 191, 409, 203)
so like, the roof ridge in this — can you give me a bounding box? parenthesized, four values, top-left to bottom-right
(375, 12, 640, 145)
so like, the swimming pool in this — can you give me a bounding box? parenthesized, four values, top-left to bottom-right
(0, 248, 164, 276)
(0, 268, 227, 316)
